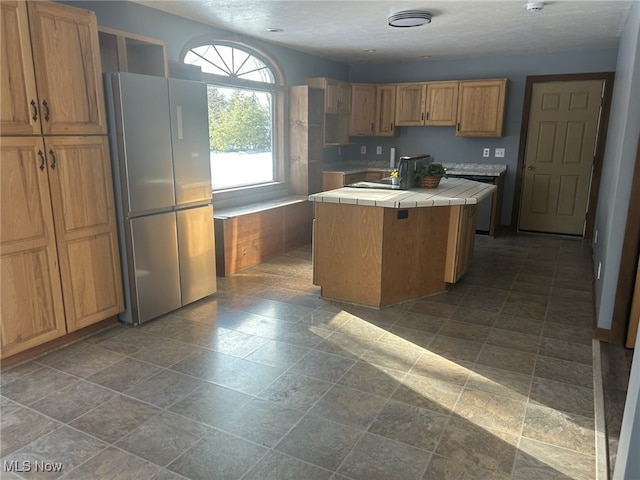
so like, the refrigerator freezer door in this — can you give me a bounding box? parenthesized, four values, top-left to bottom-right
(129, 212, 182, 323)
(177, 205, 217, 305)
(114, 73, 175, 215)
(169, 78, 212, 206)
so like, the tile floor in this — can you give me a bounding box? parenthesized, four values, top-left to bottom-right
(1, 233, 598, 479)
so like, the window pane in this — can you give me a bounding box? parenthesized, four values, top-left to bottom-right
(185, 44, 274, 83)
(207, 85, 274, 189)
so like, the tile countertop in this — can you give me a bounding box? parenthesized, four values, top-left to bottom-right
(323, 162, 507, 177)
(309, 177, 496, 209)
(441, 163, 507, 176)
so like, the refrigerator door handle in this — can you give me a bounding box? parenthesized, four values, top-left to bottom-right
(176, 106, 184, 140)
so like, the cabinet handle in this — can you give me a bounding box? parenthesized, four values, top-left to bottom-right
(31, 100, 38, 121)
(390, 122, 394, 131)
(371, 122, 374, 132)
(421, 112, 424, 121)
(43, 100, 50, 121)
(426, 112, 429, 120)
(457, 122, 460, 131)
(37, 150, 46, 171)
(48, 149, 56, 169)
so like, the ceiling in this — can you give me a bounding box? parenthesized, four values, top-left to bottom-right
(134, 1, 633, 64)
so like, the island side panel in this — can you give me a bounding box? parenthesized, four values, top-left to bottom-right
(380, 206, 450, 305)
(313, 202, 384, 306)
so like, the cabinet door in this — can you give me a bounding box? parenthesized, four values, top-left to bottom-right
(445, 204, 477, 283)
(456, 79, 507, 137)
(0, 1, 41, 135)
(45, 136, 123, 332)
(395, 83, 426, 126)
(425, 81, 459, 126)
(375, 84, 397, 136)
(27, 2, 107, 135)
(337, 81, 351, 114)
(324, 79, 340, 114)
(1, 137, 67, 358)
(349, 84, 376, 136)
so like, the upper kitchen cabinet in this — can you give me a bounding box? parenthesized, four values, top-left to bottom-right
(306, 77, 350, 146)
(395, 81, 459, 127)
(395, 83, 426, 126)
(456, 78, 507, 137)
(374, 84, 397, 136)
(98, 26, 168, 77)
(424, 81, 459, 126)
(349, 84, 376, 136)
(5, 1, 108, 136)
(307, 77, 351, 114)
(0, 1, 40, 135)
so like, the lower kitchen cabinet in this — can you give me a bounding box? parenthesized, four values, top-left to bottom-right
(445, 204, 477, 283)
(0, 136, 123, 359)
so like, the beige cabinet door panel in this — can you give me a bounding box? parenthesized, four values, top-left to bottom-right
(425, 81, 459, 126)
(519, 80, 604, 235)
(45, 136, 123, 331)
(349, 84, 375, 136)
(456, 79, 507, 136)
(375, 84, 396, 136)
(27, 2, 107, 135)
(0, 1, 41, 135)
(395, 83, 426, 126)
(1, 137, 66, 358)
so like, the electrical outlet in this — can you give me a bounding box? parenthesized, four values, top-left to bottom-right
(376, 146, 382, 155)
(483, 148, 490, 158)
(361, 146, 366, 154)
(495, 148, 505, 158)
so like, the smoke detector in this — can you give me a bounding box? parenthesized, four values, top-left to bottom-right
(526, 2, 544, 12)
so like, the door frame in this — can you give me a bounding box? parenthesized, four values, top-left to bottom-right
(608, 134, 640, 345)
(512, 72, 615, 238)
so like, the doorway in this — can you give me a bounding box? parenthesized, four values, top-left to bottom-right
(513, 73, 615, 238)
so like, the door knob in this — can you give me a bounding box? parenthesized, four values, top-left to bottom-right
(527, 165, 535, 170)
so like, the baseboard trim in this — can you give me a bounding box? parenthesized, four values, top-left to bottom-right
(0, 317, 119, 368)
(593, 339, 610, 480)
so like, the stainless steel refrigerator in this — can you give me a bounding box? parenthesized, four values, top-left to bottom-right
(105, 72, 216, 325)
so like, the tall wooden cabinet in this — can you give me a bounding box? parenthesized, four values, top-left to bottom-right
(289, 86, 324, 195)
(0, 0, 123, 359)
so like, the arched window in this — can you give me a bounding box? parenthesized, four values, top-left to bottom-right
(182, 41, 285, 193)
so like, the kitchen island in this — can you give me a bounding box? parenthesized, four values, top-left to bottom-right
(309, 178, 496, 307)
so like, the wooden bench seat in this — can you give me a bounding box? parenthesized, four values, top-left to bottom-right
(214, 196, 312, 276)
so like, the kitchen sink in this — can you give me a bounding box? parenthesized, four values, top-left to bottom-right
(346, 178, 401, 190)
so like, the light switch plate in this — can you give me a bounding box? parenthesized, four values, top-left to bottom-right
(483, 148, 490, 158)
(495, 148, 505, 158)
(361, 146, 366, 154)
(376, 146, 382, 155)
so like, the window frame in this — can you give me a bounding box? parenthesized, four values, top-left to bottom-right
(181, 38, 288, 208)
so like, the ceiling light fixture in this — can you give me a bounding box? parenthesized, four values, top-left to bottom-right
(526, 2, 544, 12)
(388, 10, 432, 28)
(265, 28, 283, 33)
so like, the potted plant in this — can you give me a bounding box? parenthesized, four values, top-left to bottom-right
(415, 163, 447, 188)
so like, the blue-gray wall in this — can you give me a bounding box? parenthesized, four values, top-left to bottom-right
(64, 0, 349, 86)
(593, 3, 640, 477)
(346, 50, 618, 225)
